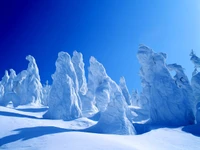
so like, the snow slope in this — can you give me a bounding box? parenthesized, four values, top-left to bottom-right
(0, 105, 200, 150)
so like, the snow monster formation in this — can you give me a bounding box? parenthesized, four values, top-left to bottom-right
(0, 69, 21, 107)
(137, 45, 194, 126)
(71, 51, 97, 117)
(72, 51, 88, 95)
(190, 50, 200, 123)
(44, 52, 82, 120)
(119, 76, 131, 105)
(85, 57, 135, 135)
(13, 55, 43, 105)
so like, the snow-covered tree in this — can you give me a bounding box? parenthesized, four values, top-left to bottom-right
(0, 69, 21, 107)
(137, 45, 194, 126)
(190, 49, 200, 69)
(44, 52, 82, 120)
(13, 55, 43, 105)
(41, 80, 51, 106)
(72, 51, 88, 95)
(131, 90, 140, 106)
(119, 76, 131, 105)
(89, 79, 136, 135)
(190, 50, 200, 123)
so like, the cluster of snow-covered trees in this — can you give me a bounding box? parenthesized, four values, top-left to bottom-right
(0, 45, 200, 135)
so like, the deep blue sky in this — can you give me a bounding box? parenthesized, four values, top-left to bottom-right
(0, 0, 200, 91)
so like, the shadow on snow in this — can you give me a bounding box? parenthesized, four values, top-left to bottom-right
(182, 124, 200, 137)
(0, 111, 39, 119)
(0, 126, 75, 146)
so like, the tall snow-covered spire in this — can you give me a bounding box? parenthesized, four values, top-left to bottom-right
(44, 51, 82, 120)
(119, 76, 131, 105)
(85, 56, 110, 113)
(26, 55, 40, 80)
(88, 79, 136, 135)
(190, 49, 200, 70)
(190, 50, 200, 123)
(72, 50, 87, 95)
(137, 45, 194, 126)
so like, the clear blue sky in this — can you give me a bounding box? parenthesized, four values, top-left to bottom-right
(0, 0, 200, 91)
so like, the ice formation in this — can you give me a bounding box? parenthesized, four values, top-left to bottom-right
(119, 77, 131, 105)
(44, 52, 82, 120)
(137, 45, 194, 126)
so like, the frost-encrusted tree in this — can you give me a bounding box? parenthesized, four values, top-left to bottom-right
(44, 52, 82, 120)
(85, 56, 110, 113)
(41, 81, 51, 106)
(1, 70, 9, 93)
(137, 45, 194, 126)
(0, 69, 21, 107)
(190, 50, 200, 123)
(0, 83, 4, 102)
(131, 90, 140, 106)
(71, 51, 95, 116)
(72, 51, 88, 95)
(190, 50, 200, 69)
(119, 76, 131, 105)
(13, 55, 43, 105)
(190, 50, 200, 104)
(89, 79, 136, 135)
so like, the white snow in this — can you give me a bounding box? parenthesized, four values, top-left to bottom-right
(0, 105, 200, 150)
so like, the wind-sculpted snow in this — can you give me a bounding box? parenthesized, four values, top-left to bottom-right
(26, 55, 40, 80)
(0, 69, 21, 107)
(119, 77, 131, 105)
(1, 70, 9, 93)
(1, 45, 200, 134)
(15, 55, 43, 105)
(44, 52, 82, 120)
(190, 51, 200, 123)
(191, 51, 200, 105)
(131, 90, 140, 106)
(190, 50, 200, 69)
(41, 81, 51, 106)
(0, 55, 43, 107)
(81, 56, 109, 116)
(137, 45, 194, 126)
(196, 102, 200, 124)
(0, 83, 4, 99)
(86, 56, 110, 112)
(88, 78, 136, 135)
(72, 51, 88, 95)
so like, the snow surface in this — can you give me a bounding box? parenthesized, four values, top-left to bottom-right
(0, 105, 200, 150)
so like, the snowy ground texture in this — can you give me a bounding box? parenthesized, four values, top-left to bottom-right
(0, 105, 200, 150)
